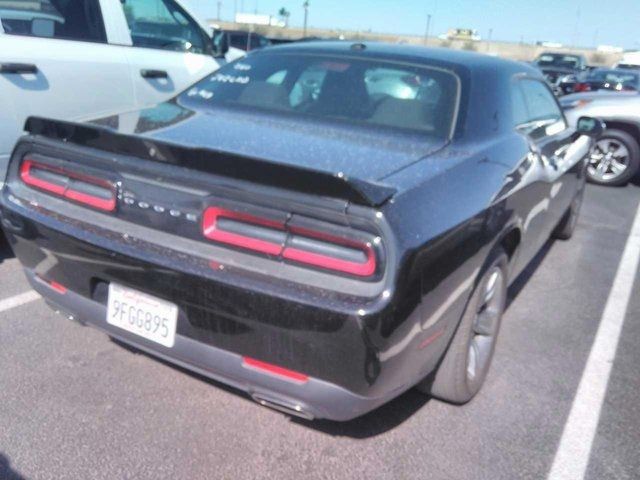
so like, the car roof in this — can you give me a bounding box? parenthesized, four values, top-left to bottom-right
(258, 41, 539, 77)
(590, 68, 639, 75)
(225, 30, 265, 36)
(538, 52, 584, 58)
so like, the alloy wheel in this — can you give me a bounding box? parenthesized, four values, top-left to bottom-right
(588, 139, 630, 182)
(467, 267, 506, 382)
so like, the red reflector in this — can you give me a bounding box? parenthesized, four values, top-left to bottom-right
(36, 274, 67, 294)
(20, 158, 116, 212)
(282, 244, 376, 277)
(49, 281, 67, 294)
(418, 329, 445, 349)
(242, 357, 309, 384)
(202, 207, 284, 255)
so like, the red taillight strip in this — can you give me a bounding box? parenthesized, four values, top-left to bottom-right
(64, 188, 116, 212)
(202, 207, 285, 255)
(20, 159, 116, 212)
(20, 160, 65, 196)
(283, 223, 377, 276)
(282, 243, 376, 277)
(242, 357, 309, 384)
(202, 206, 379, 277)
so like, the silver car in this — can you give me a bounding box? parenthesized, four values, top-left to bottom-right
(561, 92, 640, 185)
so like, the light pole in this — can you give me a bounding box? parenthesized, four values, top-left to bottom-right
(217, 1, 222, 20)
(487, 28, 493, 52)
(303, 1, 309, 37)
(424, 13, 432, 46)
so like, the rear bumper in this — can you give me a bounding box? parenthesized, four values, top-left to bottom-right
(26, 268, 400, 421)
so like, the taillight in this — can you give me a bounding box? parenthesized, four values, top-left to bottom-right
(574, 83, 591, 92)
(20, 158, 116, 212)
(283, 226, 376, 277)
(202, 206, 380, 278)
(202, 207, 286, 256)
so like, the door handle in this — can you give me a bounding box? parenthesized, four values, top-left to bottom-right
(0, 63, 38, 74)
(141, 69, 168, 79)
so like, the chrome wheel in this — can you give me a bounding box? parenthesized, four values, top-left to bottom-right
(467, 267, 505, 381)
(588, 139, 630, 182)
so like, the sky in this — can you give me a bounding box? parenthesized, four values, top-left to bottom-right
(185, 0, 640, 49)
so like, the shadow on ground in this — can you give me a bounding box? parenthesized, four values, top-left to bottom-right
(0, 453, 27, 480)
(0, 234, 15, 262)
(507, 238, 554, 309)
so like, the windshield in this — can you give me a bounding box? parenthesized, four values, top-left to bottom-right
(178, 53, 459, 138)
(536, 54, 581, 69)
(588, 70, 640, 85)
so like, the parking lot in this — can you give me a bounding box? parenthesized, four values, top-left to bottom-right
(0, 181, 637, 480)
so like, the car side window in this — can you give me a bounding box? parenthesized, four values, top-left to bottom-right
(121, 0, 206, 54)
(0, 0, 106, 43)
(514, 78, 566, 137)
(510, 82, 529, 127)
(229, 33, 247, 49)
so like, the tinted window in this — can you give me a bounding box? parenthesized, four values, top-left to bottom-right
(229, 33, 247, 49)
(517, 79, 563, 125)
(0, 0, 106, 42)
(121, 0, 206, 53)
(510, 82, 529, 127)
(228, 32, 269, 51)
(536, 54, 582, 70)
(180, 53, 459, 138)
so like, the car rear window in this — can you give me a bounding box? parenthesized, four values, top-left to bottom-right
(179, 53, 460, 138)
(536, 54, 581, 69)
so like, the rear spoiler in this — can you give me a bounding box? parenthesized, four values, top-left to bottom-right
(24, 117, 397, 208)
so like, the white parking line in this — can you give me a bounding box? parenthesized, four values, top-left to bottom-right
(0, 290, 40, 314)
(548, 203, 640, 480)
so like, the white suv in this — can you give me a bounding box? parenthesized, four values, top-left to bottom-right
(0, 0, 232, 181)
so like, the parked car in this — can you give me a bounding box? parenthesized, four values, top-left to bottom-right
(0, 0, 231, 186)
(562, 92, 640, 185)
(613, 63, 640, 71)
(534, 52, 588, 95)
(439, 28, 481, 42)
(615, 51, 640, 70)
(221, 29, 271, 52)
(570, 68, 640, 93)
(1, 43, 599, 421)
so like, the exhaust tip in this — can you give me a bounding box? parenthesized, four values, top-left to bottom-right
(251, 394, 314, 421)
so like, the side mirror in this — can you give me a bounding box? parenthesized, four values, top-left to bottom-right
(576, 116, 605, 138)
(212, 29, 229, 58)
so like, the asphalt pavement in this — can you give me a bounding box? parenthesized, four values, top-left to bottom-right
(0, 182, 638, 480)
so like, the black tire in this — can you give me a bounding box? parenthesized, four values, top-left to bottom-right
(586, 129, 640, 186)
(418, 249, 508, 404)
(553, 187, 584, 240)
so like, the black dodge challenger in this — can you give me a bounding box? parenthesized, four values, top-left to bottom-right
(1, 43, 601, 421)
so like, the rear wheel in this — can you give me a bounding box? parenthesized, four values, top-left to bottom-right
(418, 250, 508, 403)
(586, 129, 640, 186)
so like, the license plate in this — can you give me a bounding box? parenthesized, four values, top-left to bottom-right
(106, 283, 178, 348)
